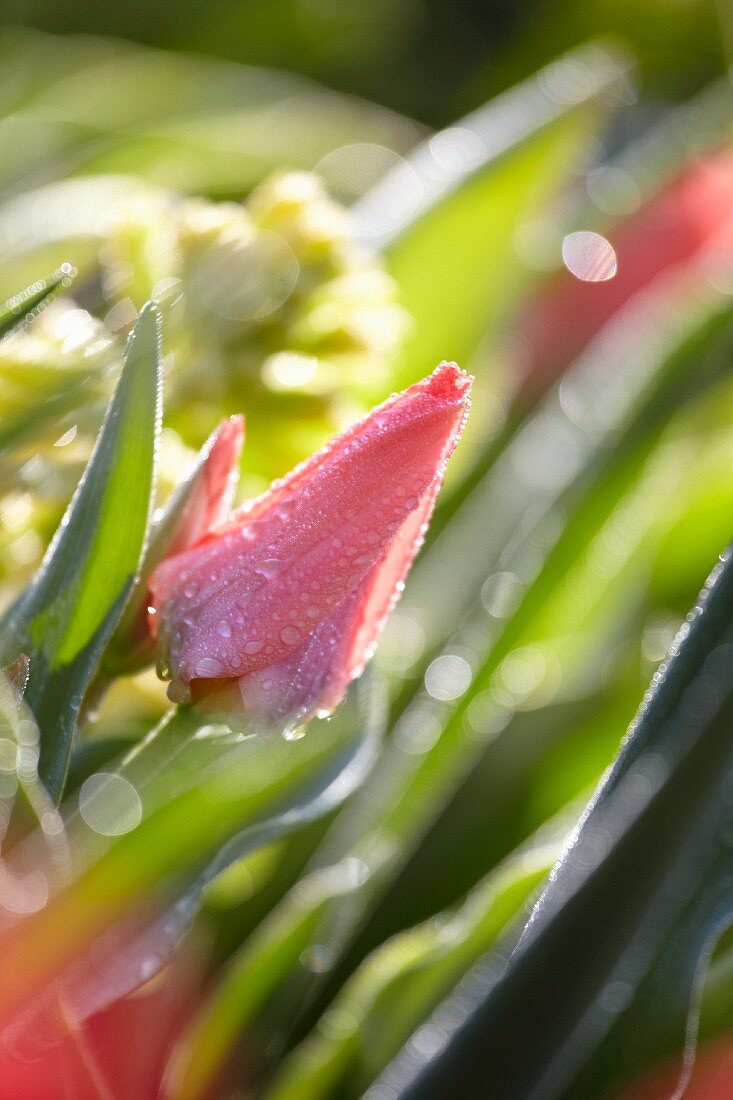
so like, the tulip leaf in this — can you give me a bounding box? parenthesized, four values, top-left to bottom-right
(371, 559, 733, 1100)
(0, 303, 162, 800)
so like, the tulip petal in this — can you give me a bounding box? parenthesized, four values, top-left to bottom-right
(165, 415, 244, 558)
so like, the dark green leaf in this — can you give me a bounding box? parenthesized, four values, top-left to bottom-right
(378, 542, 733, 1100)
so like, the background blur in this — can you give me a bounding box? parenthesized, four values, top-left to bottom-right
(1, 0, 728, 121)
(3, 2, 733, 1098)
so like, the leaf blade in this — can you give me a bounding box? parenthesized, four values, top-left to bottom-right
(0, 302, 162, 798)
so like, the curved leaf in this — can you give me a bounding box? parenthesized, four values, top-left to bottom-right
(0, 303, 162, 799)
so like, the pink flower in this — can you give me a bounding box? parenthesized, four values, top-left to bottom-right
(162, 414, 244, 559)
(517, 151, 733, 399)
(148, 363, 471, 727)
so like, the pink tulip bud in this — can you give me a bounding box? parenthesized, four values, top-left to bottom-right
(148, 363, 472, 728)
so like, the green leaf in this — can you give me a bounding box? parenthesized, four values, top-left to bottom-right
(352, 41, 630, 391)
(373, 548, 733, 1100)
(260, 839, 560, 1100)
(0, 303, 162, 799)
(0, 263, 76, 340)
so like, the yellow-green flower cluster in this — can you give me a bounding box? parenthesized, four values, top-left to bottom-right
(99, 171, 410, 489)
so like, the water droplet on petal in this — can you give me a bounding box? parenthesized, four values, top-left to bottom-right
(281, 625, 301, 646)
(195, 657, 225, 677)
(245, 640, 263, 655)
(184, 583, 198, 599)
(307, 605, 320, 619)
(283, 723, 306, 741)
(257, 558, 289, 580)
(217, 621, 232, 638)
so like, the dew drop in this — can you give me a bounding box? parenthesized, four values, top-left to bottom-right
(184, 583, 198, 599)
(244, 640, 263, 655)
(217, 621, 232, 638)
(283, 723, 307, 742)
(281, 625, 301, 646)
(195, 657, 225, 677)
(257, 558, 288, 580)
(307, 605, 320, 619)
(156, 659, 171, 681)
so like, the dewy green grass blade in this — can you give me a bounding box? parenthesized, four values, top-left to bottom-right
(0, 263, 76, 340)
(0, 303, 162, 799)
